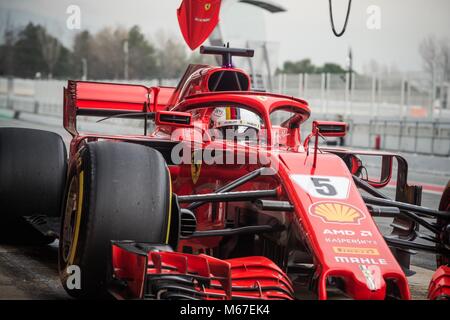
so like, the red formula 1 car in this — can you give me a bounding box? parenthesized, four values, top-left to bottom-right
(0, 46, 449, 300)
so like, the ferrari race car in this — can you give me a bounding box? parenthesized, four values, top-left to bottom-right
(0, 46, 449, 300)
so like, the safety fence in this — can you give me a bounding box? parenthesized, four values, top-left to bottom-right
(1, 76, 449, 156)
(271, 73, 450, 120)
(350, 120, 450, 156)
(296, 117, 450, 157)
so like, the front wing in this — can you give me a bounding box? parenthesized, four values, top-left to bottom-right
(109, 241, 294, 300)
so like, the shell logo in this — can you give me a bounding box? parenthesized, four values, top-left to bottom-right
(309, 202, 365, 224)
(204, 3, 212, 11)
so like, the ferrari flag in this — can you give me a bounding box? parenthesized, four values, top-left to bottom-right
(177, 0, 222, 50)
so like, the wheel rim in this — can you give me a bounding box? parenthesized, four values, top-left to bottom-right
(61, 175, 79, 264)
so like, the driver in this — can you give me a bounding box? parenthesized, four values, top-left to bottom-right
(209, 106, 261, 141)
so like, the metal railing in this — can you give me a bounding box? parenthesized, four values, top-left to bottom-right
(366, 120, 450, 156)
(1, 76, 449, 157)
(270, 73, 450, 120)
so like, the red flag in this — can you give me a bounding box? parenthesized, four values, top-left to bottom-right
(177, 0, 222, 50)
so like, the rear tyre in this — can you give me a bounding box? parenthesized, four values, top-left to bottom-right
(0, 128, 67, 244)
(58, 141, 172, 298)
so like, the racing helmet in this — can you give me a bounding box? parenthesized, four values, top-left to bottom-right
(210, 107, 261, 138)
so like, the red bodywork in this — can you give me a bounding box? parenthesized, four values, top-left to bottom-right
(63, 61, 415, 300)
(428, 266, 450, 300)
(111, 242, 294, 300)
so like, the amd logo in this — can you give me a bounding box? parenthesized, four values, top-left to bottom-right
(324, 229, 373, 237)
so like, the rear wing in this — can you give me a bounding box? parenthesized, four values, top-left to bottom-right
(63, 80, 175, 135)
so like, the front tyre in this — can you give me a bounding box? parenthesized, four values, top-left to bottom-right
(58, 141, 172, 298)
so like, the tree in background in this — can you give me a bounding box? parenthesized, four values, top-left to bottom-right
(127, 26, 158, 79)
(188, 51, 215, 66)
(420, 36, 441, 85)
(90, 26, 128, 79)
(154, 31, 215, 79)
(72, 30, 94, 79)
(0, 23, 199, 80)
(155, 32, 188, 79)
(280, 59, 316, 74)
(53, 45, 75, 79)
(419, 36, 450, 84)
(10, 23, 47, 78)
(71, 26, 160, 80)
(277, 59, 346, 74)
(37, 28, 61, 79)
(316, 63, 346, 74)
(439, 38, 450, 83)
(0, 14, 16, 76)
(1, 22, 353, 80)
(0, 23, 73, 78)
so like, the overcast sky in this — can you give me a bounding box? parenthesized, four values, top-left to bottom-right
(1, 0, 449, 73)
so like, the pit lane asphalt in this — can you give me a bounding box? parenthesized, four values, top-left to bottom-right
(0, 117, 447, 300)
(0, 242, 68, 299)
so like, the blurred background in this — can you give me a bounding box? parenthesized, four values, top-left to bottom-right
(0, 1, 449, 298)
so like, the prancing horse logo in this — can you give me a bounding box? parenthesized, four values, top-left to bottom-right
(191, 151, 202, 184)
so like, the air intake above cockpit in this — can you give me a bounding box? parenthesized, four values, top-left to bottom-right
(207, 69, 250, 92)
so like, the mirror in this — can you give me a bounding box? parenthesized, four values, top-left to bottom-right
(156, 111, 193, 127)
(313, 120, 347, 137)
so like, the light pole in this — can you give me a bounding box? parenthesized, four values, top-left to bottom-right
(81, 58, 88, 81)
(347, 47, 353, 91)
(346, 47, 353, 117)
(123, 40, 129, 80)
